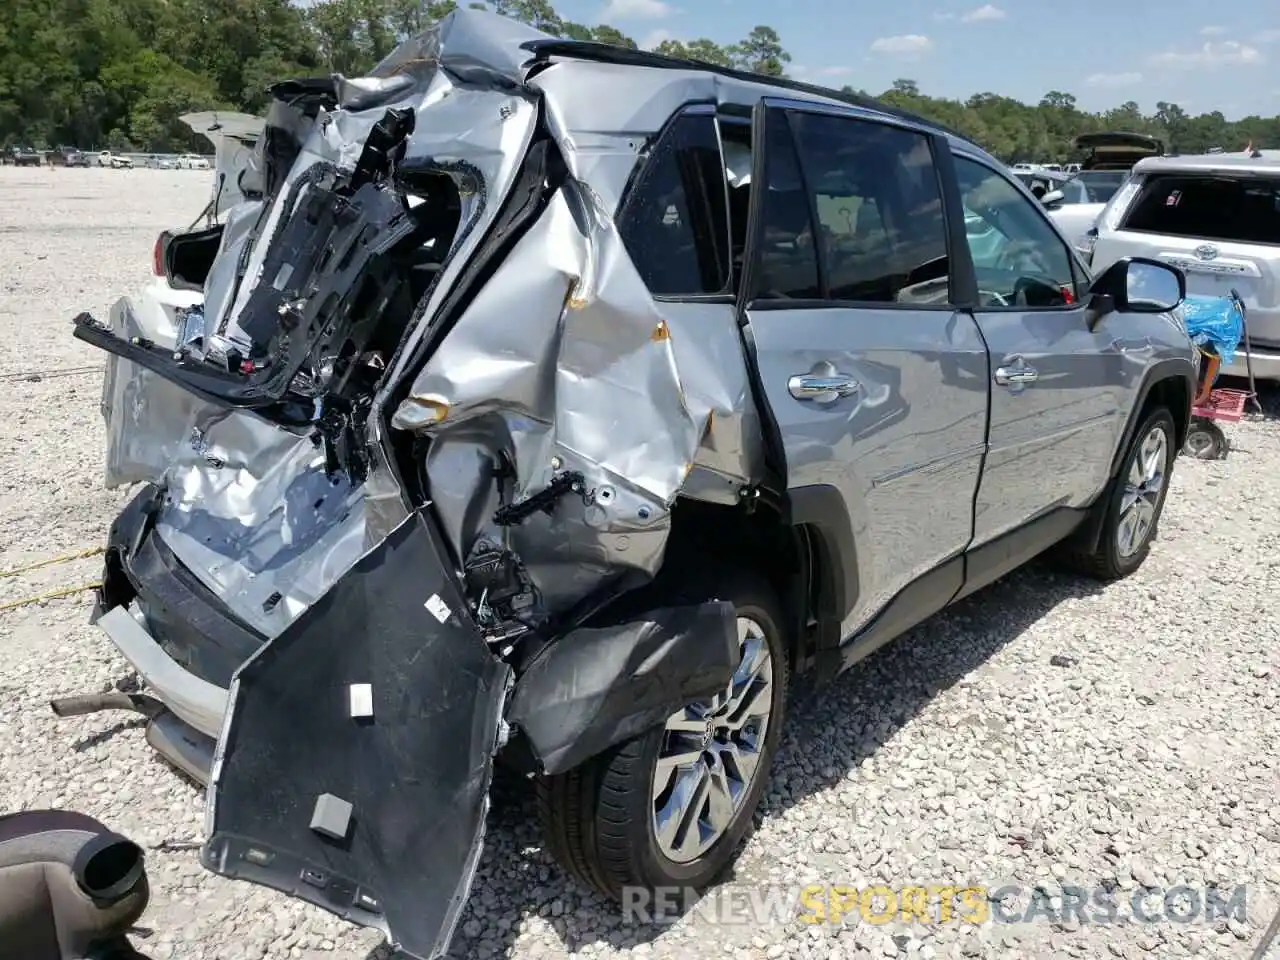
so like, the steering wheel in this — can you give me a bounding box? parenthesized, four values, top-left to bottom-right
(1012, 273, 1072, 307)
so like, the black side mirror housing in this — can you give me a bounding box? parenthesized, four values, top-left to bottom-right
(1086, 256, 1186, 330)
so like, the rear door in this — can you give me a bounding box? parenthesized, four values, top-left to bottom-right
(952, 152, 1124, 543)
(202, 513, 510, 960)
(739, 100, 989, 635)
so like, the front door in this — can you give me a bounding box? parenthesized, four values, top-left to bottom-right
(739, 101, 988, 636)
(951, 152, 1125, 545)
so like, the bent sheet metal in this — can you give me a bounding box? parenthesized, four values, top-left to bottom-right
(73, 8, 767, 958)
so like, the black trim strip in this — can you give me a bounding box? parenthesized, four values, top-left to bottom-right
(520, 39, 977, 146)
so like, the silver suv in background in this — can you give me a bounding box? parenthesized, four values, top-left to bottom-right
(1087, 153, 1280, 380)
(64, 10, 1199, 958)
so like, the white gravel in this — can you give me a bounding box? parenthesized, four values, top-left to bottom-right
(2, 165, 1278, 960)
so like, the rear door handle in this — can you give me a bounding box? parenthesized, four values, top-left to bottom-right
(994, 364, 1038, 386)
(788, 363, 861, 403)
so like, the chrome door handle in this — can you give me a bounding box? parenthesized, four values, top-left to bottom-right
(994, 365, 1038, 386)
(788, 372, 861, 403)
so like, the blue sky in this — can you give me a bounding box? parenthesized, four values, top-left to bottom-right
(549, 0, 1280, 118)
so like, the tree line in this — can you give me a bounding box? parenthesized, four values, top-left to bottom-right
(1, 0, 1275, 158)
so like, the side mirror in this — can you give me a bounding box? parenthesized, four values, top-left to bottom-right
(1086, 257, 1186, 329)
(1040, 189, 1066, 209)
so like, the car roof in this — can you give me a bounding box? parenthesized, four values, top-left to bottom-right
(522, 38, 971, 143)
(377, 10, 998, 165)
(1132, 153, 1280, 176)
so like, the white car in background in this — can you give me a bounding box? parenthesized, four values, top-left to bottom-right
(140, 112, 264, 346)
(97, 151, 134, 169)
(176, 154, 212, 170)
(1014, 169, 1107, 253)
(1087, 152, 1280, 381)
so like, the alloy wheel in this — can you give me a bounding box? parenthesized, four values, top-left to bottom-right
(1117, 424, 1168, 558)
(651, 616, 774, 864)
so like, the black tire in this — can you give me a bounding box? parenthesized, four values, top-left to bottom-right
(536, 568, 789, 902)
(1183, 418, 1228, 460)
(1063, 406, 1177, 581)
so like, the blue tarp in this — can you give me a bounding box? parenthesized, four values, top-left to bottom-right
(1180, 294, 1245, 366)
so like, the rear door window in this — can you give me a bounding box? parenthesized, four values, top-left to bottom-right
(1121, 175, 1280, 246)
(752, 108, 952, 305)
(617, 111, 731, 296)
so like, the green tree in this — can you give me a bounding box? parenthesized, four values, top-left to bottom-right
(3, 0, 1279, 158)
(729, 25, 789, 76)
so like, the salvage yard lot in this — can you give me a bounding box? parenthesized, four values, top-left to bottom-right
(1, 165, 1278, 960)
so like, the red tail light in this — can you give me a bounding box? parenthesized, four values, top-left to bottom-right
(152, 233, 165, 276)
(1061, 285, 1075, 305)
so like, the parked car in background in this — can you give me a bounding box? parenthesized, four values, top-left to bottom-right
(47, 145, 78, 166)
(1014, 169, 1107, 254)
(66, 12, 1199, 959)
(176, 153, 211, 170)
(1074, 168, 1128, 203)
(63, 150, 90, 167)
(143, 112, 266, 329)
(12, 146, 42, 167)
(97, 151, 134, 169)
(1087, 152, 1280, 381)
(1076, 131, 1164, 171)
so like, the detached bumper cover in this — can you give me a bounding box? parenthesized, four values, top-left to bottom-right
(203, 514, 510, 960)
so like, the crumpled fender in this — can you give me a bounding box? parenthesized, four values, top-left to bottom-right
(506, 601, 740, 775)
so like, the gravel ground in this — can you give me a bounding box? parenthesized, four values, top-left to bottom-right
(1, 165, 1278, 960)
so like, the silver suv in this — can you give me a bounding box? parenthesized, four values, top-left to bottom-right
(1087, 152, 1280, 380)
(66, 10, 1197, 958)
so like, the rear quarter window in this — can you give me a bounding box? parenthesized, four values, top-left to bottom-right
(1121, 174, 1280, 246)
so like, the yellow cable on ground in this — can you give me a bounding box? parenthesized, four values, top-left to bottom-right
(0, 582, 100, 612)
(0, 546, 105, 579)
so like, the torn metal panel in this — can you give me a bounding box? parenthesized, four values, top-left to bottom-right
(199, 199, 263, 343)
(651, 301, 768, 506)
(96, 296, 369, 638)
(369, 8, 550, 84)
(218, 30, 540, 362)
(529, 62, 716, 211)
(395, 173, 764, 611)
(395, 185, 694, 611)
(203, 513, 510, 960)
(507, 600, 740, 775)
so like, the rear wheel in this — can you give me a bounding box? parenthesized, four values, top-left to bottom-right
(537, 569, 788, 901)
(1063, 407, 1176, 580)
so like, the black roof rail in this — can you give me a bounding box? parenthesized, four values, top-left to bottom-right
(519, 39, 976, 146)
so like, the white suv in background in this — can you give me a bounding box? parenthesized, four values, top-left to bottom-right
(1086, 153, 1280, 380)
